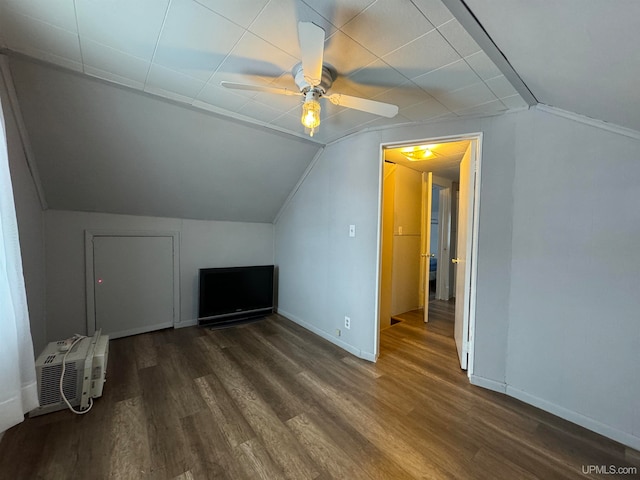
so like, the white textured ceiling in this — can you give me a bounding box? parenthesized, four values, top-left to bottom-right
(463, 0, 640, 133)
(384, 140, 469, 180)
(0, 0, 528, 144)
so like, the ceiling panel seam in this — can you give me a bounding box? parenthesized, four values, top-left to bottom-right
(440, 0, 537, 106)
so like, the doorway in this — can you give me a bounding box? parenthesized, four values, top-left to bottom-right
(376, 134, 482, 374)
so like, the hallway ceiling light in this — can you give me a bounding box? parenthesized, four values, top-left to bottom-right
(401, 145, 435, 161)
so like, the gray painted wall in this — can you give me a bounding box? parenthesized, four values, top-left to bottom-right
(275, 132, 383, 359)
(275, 113, 516, 365)
(44, 209, 274, 341)
(1, 64, 47, 355)
(506, 108, 640, 447)
(275, 108, 640, 448)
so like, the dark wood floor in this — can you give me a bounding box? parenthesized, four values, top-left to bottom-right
(1, 301, 638, 479)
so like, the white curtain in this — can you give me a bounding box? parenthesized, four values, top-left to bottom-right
(0, 93, 38, 433)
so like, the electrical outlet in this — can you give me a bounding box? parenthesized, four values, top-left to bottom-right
(344, 316, 351, 330)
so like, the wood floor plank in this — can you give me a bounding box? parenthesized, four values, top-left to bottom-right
(286, 413, 373, 480)
(33, 417, 81, 479)
(179, 409, 244, 480)
(199, 341, 320, 480)
(193, 373, 256, 449)
(1, 301, 638, 480)
(104, 335, 141, 403)
(133, 333, 158, 370)
(295, 369, 462, 479)
(107, 396, 151, 479)
(156, 343, 207, 419)
(233, 437, 287, 480)
(138, 365, 191, 480)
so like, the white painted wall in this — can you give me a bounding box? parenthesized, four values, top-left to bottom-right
(275, 132, 382, 360)
(275, 107, 640, 449)
(505, 107, 640, 449)
(275, 115, 515, 363)
(1, 64, 46, 355)
(390, 164, 422, 315)
(44, 210, 273, 341)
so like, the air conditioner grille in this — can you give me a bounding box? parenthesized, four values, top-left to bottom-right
(40, 363, 77, 406)
(44, 355, 56, 364)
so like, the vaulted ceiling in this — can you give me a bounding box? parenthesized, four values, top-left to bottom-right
(0, 0, 529, 145)
(1, 0, 638, 222)
(463, 0, 640, 134)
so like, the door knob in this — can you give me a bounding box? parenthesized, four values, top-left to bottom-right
(452, 258, 461, 264)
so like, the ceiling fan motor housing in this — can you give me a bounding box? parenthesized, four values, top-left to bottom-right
(293, 62, 336, 95)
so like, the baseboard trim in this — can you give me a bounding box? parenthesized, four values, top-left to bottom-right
(277, 309, 372, 361)
(506, 385, 640, 451)
(175, 319, 198, 328)
(108, 322, 174, 340)
(469, 374, 507, 393)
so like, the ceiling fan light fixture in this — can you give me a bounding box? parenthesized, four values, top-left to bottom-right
(401, 145, 435, 161)
(301, 91, 321, 137)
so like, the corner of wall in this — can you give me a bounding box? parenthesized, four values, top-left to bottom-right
(0, 55, 48, 355)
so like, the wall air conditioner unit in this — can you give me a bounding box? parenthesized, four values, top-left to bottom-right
(30, 330, 109, 417)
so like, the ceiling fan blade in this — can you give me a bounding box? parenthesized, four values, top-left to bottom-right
(220, 81, 300, 96)
(326, 93, 399, 118)
(298, 22, 325, 87)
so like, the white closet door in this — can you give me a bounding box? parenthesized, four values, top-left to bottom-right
(454, 146, 474, 370)
(93, 235, 174, 339)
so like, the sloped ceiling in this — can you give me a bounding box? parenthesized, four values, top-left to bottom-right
(463, 0, 640, 133)
(4, 1, 637, 224)
(9, 57, 320, 222)
(0, 0, 528, 144)
(0, 0, 535, 223)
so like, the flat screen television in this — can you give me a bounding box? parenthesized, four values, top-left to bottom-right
(198, 265, 274, 327)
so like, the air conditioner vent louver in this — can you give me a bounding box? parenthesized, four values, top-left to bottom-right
(39, 364, 77, 406)
(44, 355, 56, 364)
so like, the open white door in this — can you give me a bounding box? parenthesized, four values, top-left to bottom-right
(421, 172, 433, 323)
(453, 145, 475, 369)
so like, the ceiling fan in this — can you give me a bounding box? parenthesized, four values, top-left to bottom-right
(221, 22, 399, 137)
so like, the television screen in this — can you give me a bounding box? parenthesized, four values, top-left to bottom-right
(198, 265, 274, 325)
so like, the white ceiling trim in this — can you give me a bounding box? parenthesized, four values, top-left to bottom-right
(536, 104, 640, 141)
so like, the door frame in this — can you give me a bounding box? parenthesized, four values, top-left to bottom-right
(375, 132, 482, 376)
(84, 230, 180, 336)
